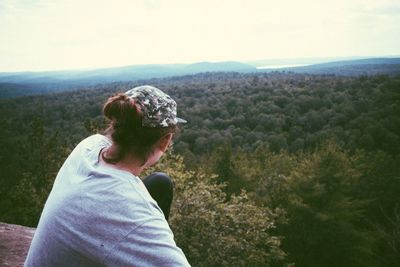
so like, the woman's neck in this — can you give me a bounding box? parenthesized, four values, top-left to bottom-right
(100, 145, 145, 176)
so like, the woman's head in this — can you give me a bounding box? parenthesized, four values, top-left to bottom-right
(102, 85, 186, 165)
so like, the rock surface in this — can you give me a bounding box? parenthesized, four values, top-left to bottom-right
(0, 222, 35, 267)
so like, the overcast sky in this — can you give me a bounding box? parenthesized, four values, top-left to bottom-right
(0, 0, 399, 72)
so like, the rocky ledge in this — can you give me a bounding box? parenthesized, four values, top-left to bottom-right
(0, 222, 35, 267)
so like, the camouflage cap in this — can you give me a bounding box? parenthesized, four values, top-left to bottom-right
(125, 85, 187, 128)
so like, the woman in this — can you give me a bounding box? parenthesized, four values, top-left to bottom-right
(25, 85, 191, 266)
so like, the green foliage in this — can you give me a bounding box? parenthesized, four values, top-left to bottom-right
(146, 155, 288, 267)
(229, 142, 400, 267)
(354, 151, 400, 266)
(0, 118, 67, 226)
(279, 143, 374, 267)
(1, 72, 399, 266)
(2, 73, 400, 157)
(207, 144, 245, 196)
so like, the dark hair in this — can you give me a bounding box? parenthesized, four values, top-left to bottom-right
(102, 93, 178, 164)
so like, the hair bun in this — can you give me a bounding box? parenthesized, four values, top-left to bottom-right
(103, 93, 141, 124)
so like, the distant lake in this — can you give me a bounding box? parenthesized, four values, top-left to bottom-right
(256, 64, 310, 69)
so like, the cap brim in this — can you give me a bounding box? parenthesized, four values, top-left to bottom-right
(176, 117, 187, 124)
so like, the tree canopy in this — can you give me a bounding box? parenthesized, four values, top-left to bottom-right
(0, 71, 399, 266)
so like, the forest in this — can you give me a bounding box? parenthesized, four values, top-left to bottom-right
(0, 71, 399, 266)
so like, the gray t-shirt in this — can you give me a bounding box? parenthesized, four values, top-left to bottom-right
(24, 134, 190, 267)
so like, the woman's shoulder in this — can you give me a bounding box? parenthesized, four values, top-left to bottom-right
(80, 134, 111, 149)
(58, 134, 111, 176)
(68, 134, 111, 158)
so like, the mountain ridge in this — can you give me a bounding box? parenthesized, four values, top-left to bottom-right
(1, 57, 399, 98)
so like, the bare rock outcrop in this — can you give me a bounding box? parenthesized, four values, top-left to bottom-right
(0, 222, 35, 267)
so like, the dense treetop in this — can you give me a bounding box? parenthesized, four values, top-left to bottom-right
(1, 72, 399, 155)
(0, 71, 399, 266)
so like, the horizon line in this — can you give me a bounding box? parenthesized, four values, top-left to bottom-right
(1, 54, 399, 74)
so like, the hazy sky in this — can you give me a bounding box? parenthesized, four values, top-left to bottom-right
(0, 0, 399, 72)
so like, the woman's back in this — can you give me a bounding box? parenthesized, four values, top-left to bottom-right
(24, 134, 189, 266)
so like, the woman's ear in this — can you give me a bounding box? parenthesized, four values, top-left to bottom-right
(158, 133, 173, 153)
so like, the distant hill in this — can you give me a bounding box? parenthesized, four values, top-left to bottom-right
(0, 61, 254, 85)
(0, 61, 255, 98)
(259, 57, 400, 76)
(1, 57, 400, 98)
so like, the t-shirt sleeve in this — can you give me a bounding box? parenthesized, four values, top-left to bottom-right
(103, 218, 191, 267)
